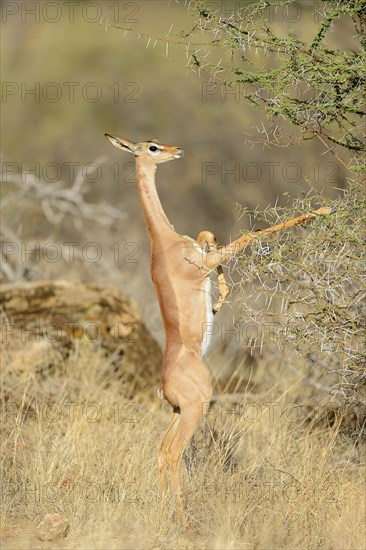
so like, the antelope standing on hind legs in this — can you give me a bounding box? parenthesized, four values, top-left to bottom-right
(105, 133, 330, 512)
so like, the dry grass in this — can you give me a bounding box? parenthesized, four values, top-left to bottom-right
(1, 342, 365, 550)
(1, 3, 364, 548)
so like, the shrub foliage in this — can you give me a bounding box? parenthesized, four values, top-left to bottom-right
(178, 0, 366, 406)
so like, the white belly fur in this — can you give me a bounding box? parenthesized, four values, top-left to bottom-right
(192, 241, 214, 358)
(201, 277, 214, 358)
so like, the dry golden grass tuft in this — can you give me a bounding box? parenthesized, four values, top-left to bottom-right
(1, 342, 365, 549)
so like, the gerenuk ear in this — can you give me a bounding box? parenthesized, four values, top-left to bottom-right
(105, 134, 137, 153)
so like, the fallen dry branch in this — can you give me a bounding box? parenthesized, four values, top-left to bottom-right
(0, 280, 162, 399)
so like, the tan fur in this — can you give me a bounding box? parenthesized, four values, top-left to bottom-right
(105, 133, 331, 512)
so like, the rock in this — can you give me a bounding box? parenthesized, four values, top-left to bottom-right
(36, 512, 69, 541)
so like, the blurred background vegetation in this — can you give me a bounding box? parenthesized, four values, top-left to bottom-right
(1, 0, 355, 326)
(1, 0, 364, 398)
(1, 2, 365, 546)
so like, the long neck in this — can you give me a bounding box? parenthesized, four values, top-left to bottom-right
(135, 158, 175, 246)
